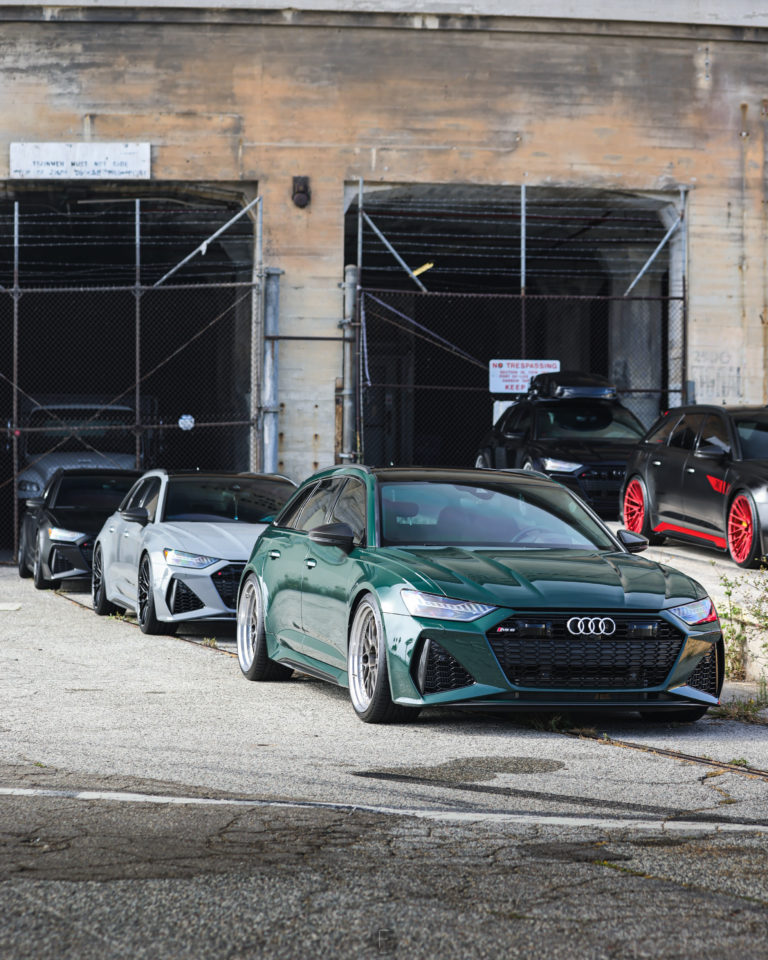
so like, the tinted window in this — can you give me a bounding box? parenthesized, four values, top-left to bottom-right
(162, 476, 296, 523)
(277, 484, 317, 529)
(295, 477, 346, 531)
(735, 416, 768, 460)
(52, 474, 137, 511)
(646, 412, 682, 444)
(379, 480, 614, 550)
(697, 416, 731, 455)
(140, 478, 162, 522)
(668, 414, 706, 451)
(124, 478, 153, 511)
(329, 478, 367, 544)
(534, 402, 644, 440)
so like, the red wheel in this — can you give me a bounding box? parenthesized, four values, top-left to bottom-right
(623, 479, 645, 533)
(727, 492, 761, 568)
(622, 477, 662, 545)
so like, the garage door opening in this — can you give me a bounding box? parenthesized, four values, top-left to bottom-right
(345, 183, 685, 468)
(0, 186, 260, 557)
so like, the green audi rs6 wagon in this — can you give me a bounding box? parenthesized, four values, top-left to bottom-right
(236, 466, 723, 724)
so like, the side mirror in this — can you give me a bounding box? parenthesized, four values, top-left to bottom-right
(502, 429, 524, 441)
(308, 522, 355, 553)
(695, 444, 728, 460)
(120, 506, 150, 526)
(25, 497, 45, 512)
(616, 528, 648, 553)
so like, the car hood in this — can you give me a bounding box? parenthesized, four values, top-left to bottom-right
(532, 438, 639, 464)
(379, 547, 706, 611)
(153, 521, 266, 561)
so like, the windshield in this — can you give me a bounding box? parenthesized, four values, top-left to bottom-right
(24, 407, 136, 456)
(162, 476, 296, 523)
(379, 480, 615, 550)
(53, 474, 138, 511)
(535, 402, 644, 441)
(734, 416, 768, 460)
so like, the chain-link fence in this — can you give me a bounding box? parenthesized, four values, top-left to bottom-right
(358, 289, 685, 468)
(1, 280, 258, 558)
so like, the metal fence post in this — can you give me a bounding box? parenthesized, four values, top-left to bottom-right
(134, 198, 142, 469)
(12, 202, 19, 560)
(261, 267, 283, 474)
(340, 264, 358, 461)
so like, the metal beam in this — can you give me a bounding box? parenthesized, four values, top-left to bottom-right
(362, 211, 428, 292)
(624, 213, 681, 296)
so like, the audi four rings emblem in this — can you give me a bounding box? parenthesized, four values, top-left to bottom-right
(566, 617, 616, 636)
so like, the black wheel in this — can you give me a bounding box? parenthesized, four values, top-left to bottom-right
(474, 450, 492, 469)
(622, 476, 663, 545)
(727, 490, 762, 568)
(137, 554, 164, 635)
(32, 534, 53, 590)
(236, 574, 293, 680)
(92, 544, 118, 616)
(17, 528, 31, 578)
(347, 594, 419, 724)
(639, 706, 709, 723)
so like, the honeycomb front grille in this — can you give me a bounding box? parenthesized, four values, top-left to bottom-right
(487, 614, 685, 690)
(168, 578, 204, 614)
(688, 646, 719, 697)
(421, 640, 475, 695)
(211, 564, 245, 609)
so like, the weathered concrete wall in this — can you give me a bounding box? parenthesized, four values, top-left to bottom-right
(1, 9, 767, 478)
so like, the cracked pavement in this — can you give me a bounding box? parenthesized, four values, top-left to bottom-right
(2, 566, 768, 957)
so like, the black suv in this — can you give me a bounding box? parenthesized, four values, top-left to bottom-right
(474, 371, 646, 515)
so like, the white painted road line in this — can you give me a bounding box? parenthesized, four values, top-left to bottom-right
(2, 786, 766, 834)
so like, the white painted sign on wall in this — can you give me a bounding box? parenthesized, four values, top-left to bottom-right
(489, 358, 560, 394)
(10, 142, 151, 179)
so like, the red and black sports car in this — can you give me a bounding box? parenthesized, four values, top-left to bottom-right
(621, 404, 768, 567)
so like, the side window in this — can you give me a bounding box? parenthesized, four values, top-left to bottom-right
(124, 479, 150, 510)
(277, 483, 318, 529)
(668, 414, 705, 451)
(295, 477, 346, 532)
(646, 413, 681, 445)
(139, 477, 162, 521)
(329, 478, 367, 545)
(516, 408, 532, 437)
(697, 415, 731, 455)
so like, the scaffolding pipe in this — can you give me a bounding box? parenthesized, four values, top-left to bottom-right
(624, 214, 681, 296)
(250, 196, 263, 471)
(261, 267, 283, 474)
(362, 212, 428, 292)
(340, 264, 358, 460)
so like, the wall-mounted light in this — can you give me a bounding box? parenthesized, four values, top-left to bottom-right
(292, 176, 311, 208)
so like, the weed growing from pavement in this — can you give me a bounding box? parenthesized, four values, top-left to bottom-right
(718, 570, 768, 679)
(106, 611, 131, 623)
(728, 757, 749, 767)
(201, 636, 217, 648)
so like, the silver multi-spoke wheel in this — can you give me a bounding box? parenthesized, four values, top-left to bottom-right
(236, 573, 292, 681)
(348, 599, 380, 713)
(237, 576, 261, 673)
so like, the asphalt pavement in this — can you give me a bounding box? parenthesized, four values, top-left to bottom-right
(2, 549, 768, 959)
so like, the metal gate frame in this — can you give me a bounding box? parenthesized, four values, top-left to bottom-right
(2, 196, 269, 560)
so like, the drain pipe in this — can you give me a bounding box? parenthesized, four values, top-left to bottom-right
(340, 264, 358, 461)
(261, 267, 283, 474)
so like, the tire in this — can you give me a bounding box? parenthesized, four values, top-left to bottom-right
(18, 528, 31, 578)
(639, 706, 709, 723)
(137, 554, 164, 635)
(474, 450, 491, 469)
(236, 574, 293, 681)
(727, 491, 762, 568)
(622, 476, 663, 545)
(92, 544, 118, 616)
(32, 534, 53, 590)
(347, 594, 418, 724)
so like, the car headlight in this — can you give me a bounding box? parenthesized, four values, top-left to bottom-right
(401, 589, 497, 621)
(541, 458, 584, 472)
(18, 480, 40, 493)
(668, 598, 718, 624)
(163, 548, 218, 568)
(47, 527, 86, 542)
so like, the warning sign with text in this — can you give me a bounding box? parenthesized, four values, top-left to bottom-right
(489, 359, 560, 394)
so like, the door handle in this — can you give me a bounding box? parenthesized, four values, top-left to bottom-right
(108, 526, 115, 533)
(305, 558, 317, 569)
(268, 550, 281, 559)
(686, 467, 695, 473)
(123, 532, 130, 538)
(652, 460, 662, 466)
